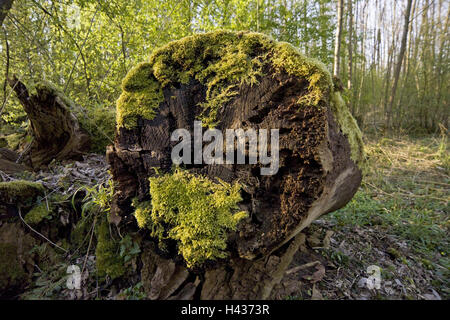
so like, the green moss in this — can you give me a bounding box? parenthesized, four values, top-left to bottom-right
(420, 258, 434, 270)
(5, 132, 26, 150)
(271, 41, 332, 107)
(117, 30, 335, 129)
(95, 215, 125, 280)
(132, 198, 152, 229)
(387, 247, 401, 259)
(0, 180, 45, 203)
(116, 84, 163, 129)
(133, 169, 247, 268)
(330, 91, 365, 166)
(29, 80, 78, 112)
(24, 202, 52, 225)
(0, 243, 26, 291)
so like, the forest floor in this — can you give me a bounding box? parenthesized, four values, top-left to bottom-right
(4, 134, 448, 300)
(280, 134, 449, 300)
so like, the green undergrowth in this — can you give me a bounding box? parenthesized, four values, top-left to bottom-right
(95, 215, 126, 279)
(95, 215, 141, 280)
(20, 244, 66, 300)
(327, 134, 449, 276)
(72, 180, 141, 280)
(133, 168, 247, 268)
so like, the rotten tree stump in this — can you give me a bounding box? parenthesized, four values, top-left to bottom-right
(8, 76, 90, 168)
(106, 31, 364, 299)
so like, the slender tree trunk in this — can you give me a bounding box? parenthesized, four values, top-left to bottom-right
(347, 0, 353, 90)
(333, 0, 344, 77)
(436, 1, 449, 125)
(0, 0, 13, 26)
(355, 0, 368, 118)
(386, 0, 413, 129)
(397, 0, 417, 131)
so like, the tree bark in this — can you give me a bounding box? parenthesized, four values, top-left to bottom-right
(8, 76, 90, 168)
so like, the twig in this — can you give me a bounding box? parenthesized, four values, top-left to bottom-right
(365, 181, 447, 202)
(0, 169, 13, 181)
(15, 136, 34, 164)
(285, 261, 321, 275)
(18, 207, 68, 253)
(81, 215, 97, 275)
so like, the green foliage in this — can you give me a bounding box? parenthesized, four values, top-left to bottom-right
(20, 244, 66, 300)
(119, 235, 141, 263)
(73, 179, 140, 280)
(19, 263, 67, 300)
(1, 0, 446, 136)
(118, 282, 146, 300)
(95, 216, 141, 280)
(69, 181, 112, 248)
(76, 179, 114, 217)
(73, 102, 115, 153)
(71, 180, 114, 248)
(134, 169, 247, 268)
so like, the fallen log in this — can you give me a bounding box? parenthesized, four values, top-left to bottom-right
(106, 31, 364, 299)
(7, 76, 90, 168)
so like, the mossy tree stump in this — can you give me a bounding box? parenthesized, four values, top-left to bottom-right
(107, 31, 364, 299)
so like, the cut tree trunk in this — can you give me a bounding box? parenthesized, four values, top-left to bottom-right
(8, 76, 90, 168)
(107, 32, 363, 299)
